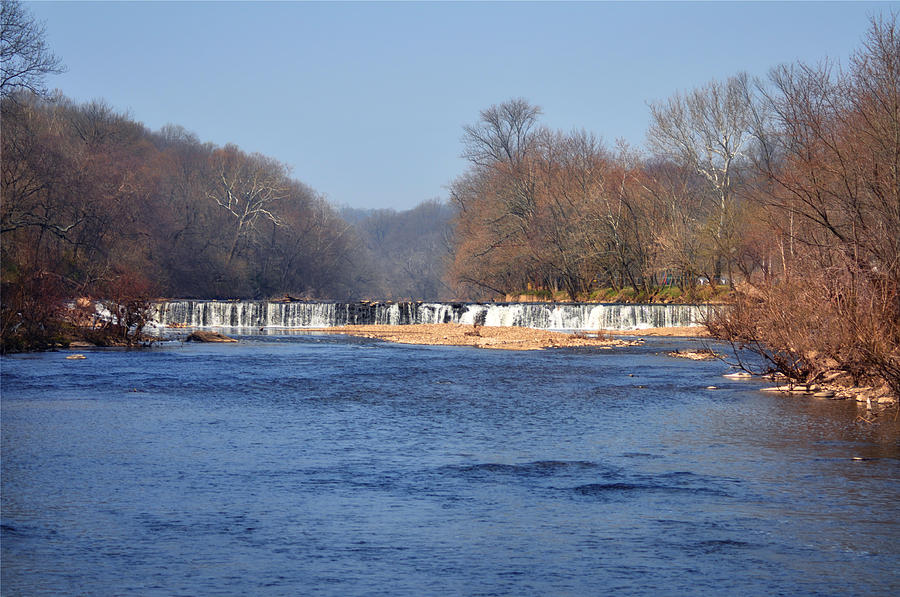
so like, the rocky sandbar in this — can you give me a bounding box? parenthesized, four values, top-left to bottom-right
(303, 323, 641, 351)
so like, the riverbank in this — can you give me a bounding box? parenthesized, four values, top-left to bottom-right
(607, 326, 708, 337)
(504, 283, 734, 304)
(0, 324, 154, 353)
(759, 378, 897, 407)
(303, 323, 644, 351)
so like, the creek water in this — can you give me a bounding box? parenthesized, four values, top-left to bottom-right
(2, 333, 898, 596)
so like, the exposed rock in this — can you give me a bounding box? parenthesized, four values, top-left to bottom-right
(761, 384, 818, 394)
(667, 349, 720, 360)
(186, 330, 238, 343)
(743, 369, 897, 405)
(65, 354, 86, 360)
(723, 371, 752, 379)
(68, 341, 95, 347)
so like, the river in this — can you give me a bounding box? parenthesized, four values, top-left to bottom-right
(2, 333, 898, 595)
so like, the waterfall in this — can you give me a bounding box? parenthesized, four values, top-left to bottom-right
(150, 301, 713, 331)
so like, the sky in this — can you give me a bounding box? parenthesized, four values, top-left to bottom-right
(27, 1, 898, 211)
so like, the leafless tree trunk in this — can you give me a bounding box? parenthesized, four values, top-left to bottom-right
(648, 74, 753, 284)
(206, 145, 289, 265)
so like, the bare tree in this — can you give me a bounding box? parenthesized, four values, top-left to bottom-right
(641, 159, 709, 291)
(449, 99, 546, 297)
(462, 98, 542, 167)
(0, 0, 65, 99)
(205, 144, 289, 265)
(648, 74, 753, 283)
(708, 15, 900, 398)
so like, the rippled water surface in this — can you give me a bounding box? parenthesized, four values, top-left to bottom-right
(2, 334, 899, 596)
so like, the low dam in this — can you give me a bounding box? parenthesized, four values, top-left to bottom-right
(150, 300, 713, 331)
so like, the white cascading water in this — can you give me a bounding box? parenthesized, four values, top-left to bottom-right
(150, 301, 712, 331)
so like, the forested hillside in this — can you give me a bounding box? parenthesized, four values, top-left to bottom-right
(0, 0, 434, 348)
(0, 88, 459, 346)
(1, 94, 373, 297)
(1, 0, 458, 349)
(341, 200, 454, 301)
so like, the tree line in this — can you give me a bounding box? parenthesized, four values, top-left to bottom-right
(0, 91, 457, 348)
(1, 94, 368, 332)
(0, 1, 456, 349)
(448, 15, 899, 396)
(447, 87, 760, 301)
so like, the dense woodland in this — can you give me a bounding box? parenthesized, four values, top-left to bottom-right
(447, 16, 899, 395)
(1, 1, 898, 398)
(0, 88, 453, 347)
(2, 96, 367, 295)
(448, 89, 785, 301)
(0, 0, 453, 349)
(341, 200, 454, 301)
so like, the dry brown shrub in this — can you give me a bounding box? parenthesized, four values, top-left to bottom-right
(708, 253, 900, 398)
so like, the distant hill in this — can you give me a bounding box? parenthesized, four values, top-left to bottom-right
(340, 200, 456, 301)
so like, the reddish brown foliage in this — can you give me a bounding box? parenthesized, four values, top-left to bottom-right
(709, 15, 900, 399)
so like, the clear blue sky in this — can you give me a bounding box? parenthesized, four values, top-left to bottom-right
(27, 1, 896, 210)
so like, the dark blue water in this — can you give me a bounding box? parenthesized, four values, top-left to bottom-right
(2, 335, 898, 596)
